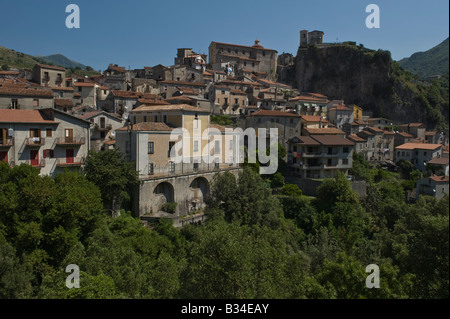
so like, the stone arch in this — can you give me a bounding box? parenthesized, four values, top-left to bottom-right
(188, 176, 210, 212)
(153, 181, 175, 203)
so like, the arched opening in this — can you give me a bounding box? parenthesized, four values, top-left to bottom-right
(153, 182, 177, 214)
(188, 177, 209, 213)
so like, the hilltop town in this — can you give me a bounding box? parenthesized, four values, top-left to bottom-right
(0, 31, 449, 225)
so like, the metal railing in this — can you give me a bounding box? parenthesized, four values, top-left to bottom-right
(56, 157, 85, 166)
(55, 137, 86, 145)
(25, 137, 45, 146)
(26, 159, 45, 167)
(0, 138, 14, 147)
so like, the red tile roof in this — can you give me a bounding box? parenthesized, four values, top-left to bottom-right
(0, 109, 57, 124)
(117, 122, 175, 132)
(158, 80, 206, 87)
(309, 135, 355, 146)
(54, 99, 74, 108)
(429, 175, 449, 183)
(73, 82, 96, 87)
(304, 127, 345, 135)
(0, 87, 53, 98)
(427, 157, 449, 165)
(395, 143, 442, 150)
(301, 115, 327, 122)
(347, 134, 367, 142)
(51, 86, 74, 91)
(35, 63, 66, 71)
(211, 41, 276, 52)
(132, 103, 210, 113)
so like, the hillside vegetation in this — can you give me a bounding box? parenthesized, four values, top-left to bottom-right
(399, 37, 449, 79)
(295, 43, 449, 130)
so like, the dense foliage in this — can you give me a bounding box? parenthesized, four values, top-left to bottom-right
(0, 160, 448, 299)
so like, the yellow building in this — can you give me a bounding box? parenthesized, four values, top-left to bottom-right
(352, 104, 363, 121)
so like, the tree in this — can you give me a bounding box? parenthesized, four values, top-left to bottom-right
(83, 149, 138, 215)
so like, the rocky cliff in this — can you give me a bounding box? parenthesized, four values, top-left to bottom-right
(294, 43, 448, 129)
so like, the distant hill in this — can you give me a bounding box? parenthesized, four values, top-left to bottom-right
(398, 38, 449, 79)
(36, 53, 87, 70)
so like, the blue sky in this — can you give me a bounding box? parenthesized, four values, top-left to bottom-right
(0, 0, 448, 71)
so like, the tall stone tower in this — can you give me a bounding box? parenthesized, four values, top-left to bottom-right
(300, 30, 308, 47)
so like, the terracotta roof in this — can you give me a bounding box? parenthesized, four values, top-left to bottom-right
(304, 127, 345, 135)
(211, 41, 277, 52)
(396, 132, 414, 138)
(365, 126, 384, 133)
(35, 63, 66, 71)
(79, 110, 103, 120)
(51, 86, 74, 91)
(108, 64, 126, 73)
(54, 99, 74, 108)
(395, 143, 442, 150)
(329, 105, 353, 112)
(164, 95, 193, 102)
(427, 157, 449, 165)
(158, 80, 206, 87)
(0, 87, 53, 98)
(301, 115, 327, 122)
(176, 87, 196, 94)
(399, 123, 424, 128)
(425, 131, 437, 136)
(73, 82, 96, 87)
(131, 103, 210, 113)
(137, 99, 170, 105)
(112, 90, 140, 99)
(249, 109, 300, 117)
(230, 89, 246, 95)
(117, 122, 175, 131)
(0, 71, 20, 75)
(289, 95, 327, 102)
(0, 109, 57, 124)
(429, 175, 449, 183)
(310, 135, 355, 146)
(290, 136, 320, 145)
(347, 134, 367, 142)
(307, 93, 328, 99)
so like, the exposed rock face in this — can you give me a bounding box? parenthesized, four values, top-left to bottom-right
(294, 44, 427, 126)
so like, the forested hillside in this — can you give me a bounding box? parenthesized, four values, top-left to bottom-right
(0, 153, 448, 299)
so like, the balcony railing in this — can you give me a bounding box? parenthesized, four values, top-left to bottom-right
(55, 137, 86, 146)
(42, 76, 50, 83)
(0, 138, 14, 147)
(94, 123, 112, 131)
(25, 137, 45, 146)
(26, 159, 45, 167)
(56, 157, 85, 167)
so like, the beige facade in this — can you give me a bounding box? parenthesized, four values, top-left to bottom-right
(209, 40, 278, 80)
(32, 64, 66, 87)
(0, 108, 90, 177)
(287, 135, 354, 179)
(0, 87, 54, 110)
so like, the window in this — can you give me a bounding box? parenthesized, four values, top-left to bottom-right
(148, 142, 154, 154)
(193, 163, 199, 172)
(423, 151, 427, 156)
(214, 158, 220, 169)
(143, 116, 147, 122)
(154, 115, 158, 122)
(290, 119, 294, 124)
(169, 161, 175, 173)
(168, 141, 175, 157)
(43, 149, 54, 158)
(244, 62, 247, 66)
(343, 147, 349, 153)
(46, 128, 52, 137)
(214, 140, 220, 155)
(11, 99, 18, 109)
(343, 159, 349, 165)
(229, 139, 234, 150)
(163, 115, 167, 123)
(148, 163, 154, 175)
(100, 132, 106, 139)
(193, 140, 199, 152)
(263, 51, 266, 56)
(78, 86, 82, 92)
(59, 91, 64, 98)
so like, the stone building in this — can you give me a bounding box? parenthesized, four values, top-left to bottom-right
(416, 175, 449, 201)
(32, 64, 66, 87)
(115, 104, 241, 217)
(287, 134, 354, 179)
(395, 143, 443, 172)
(209, 40, 278, 80)
(0, 87, 54, 110)
(0, 108, 90, 177)
(80, 110, 123, 151)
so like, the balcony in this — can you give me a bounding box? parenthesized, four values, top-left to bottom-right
(323, 152, 339, 158)
(42, 76, 50, 83)
(0, 138, 14, 147)
(55, 137, 86, 146)
(94, 123, 112, 131)
(302, 151, 322, 158)
(56, 157, 85, 167)
(26, 159, 45, 168)
(25, 137, 45, 147)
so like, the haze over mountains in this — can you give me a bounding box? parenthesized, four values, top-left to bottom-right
(34, 54, 87, 70)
